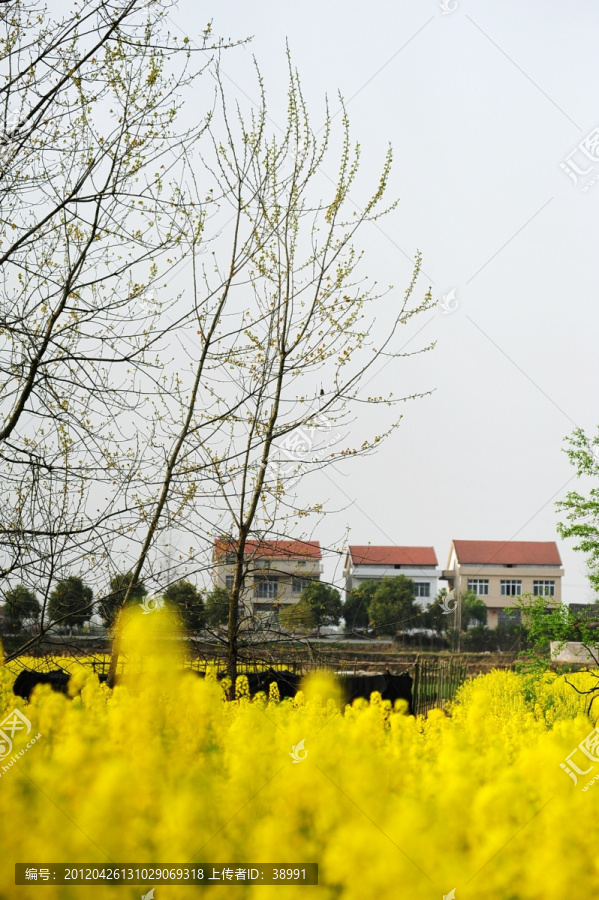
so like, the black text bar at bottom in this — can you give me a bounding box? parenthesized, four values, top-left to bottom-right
(16, 863, 319, 885)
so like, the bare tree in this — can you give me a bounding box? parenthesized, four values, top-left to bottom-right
(1, 7, 433, 690)
(169, 57, 434, 694)
(0, 0, 240, 660)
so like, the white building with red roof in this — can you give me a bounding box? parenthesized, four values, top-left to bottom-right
(213, 538, 322, 620)
(443, 539, 564, 629)
(344, 545, 441, 608)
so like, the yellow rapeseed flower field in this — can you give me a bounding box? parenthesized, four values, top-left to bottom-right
(1, 607, 598, 899)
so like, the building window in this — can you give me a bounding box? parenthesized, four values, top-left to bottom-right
(292, 577, 311, 594)
(467, 578, 489, 596)
(225, 574, 234, 590)
(533, 580, 555, 597)
(254, 575, 279, 599)
(500, 580, 522, 596)
(413, 582, 430, 598)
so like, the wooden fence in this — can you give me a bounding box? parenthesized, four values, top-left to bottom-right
(412, 656, 468, 716)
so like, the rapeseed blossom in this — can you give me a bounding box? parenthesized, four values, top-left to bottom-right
(1, 608, 598, 899)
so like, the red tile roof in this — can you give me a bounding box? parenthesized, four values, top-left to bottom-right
(214, 539, 321, 560)
(348, 545, 438, 566)
(452, 540, 562, 566)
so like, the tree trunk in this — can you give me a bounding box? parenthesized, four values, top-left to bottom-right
(226, 590, 239, 700)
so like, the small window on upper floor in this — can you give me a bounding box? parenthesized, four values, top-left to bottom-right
(467, 578, 489, 596)
(500, 580, 522, 596)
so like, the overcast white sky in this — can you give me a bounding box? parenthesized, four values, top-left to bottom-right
(167, 0, 599, 603)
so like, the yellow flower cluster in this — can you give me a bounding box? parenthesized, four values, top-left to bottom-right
(1, 609, 598, 899)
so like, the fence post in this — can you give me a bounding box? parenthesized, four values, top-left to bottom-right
(413, 656, 420, 716)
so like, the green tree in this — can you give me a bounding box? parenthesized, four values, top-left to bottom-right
(279, 600, 316, 633)
(205, 587, 230, 628)
(3, 584, 39, 632)
(556, 427, 599, 592)
(297, 582, 342, 636)
(512, 595, 599, 711)
(164, 580, 204, 632)
(462, 590, 488, 627)
(515, 593, 598, 671)
(48, 577, 93, 630)
(344, 581, 376, 631)
(100, 573, 147, 629)
(368, 575, 421, 636)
